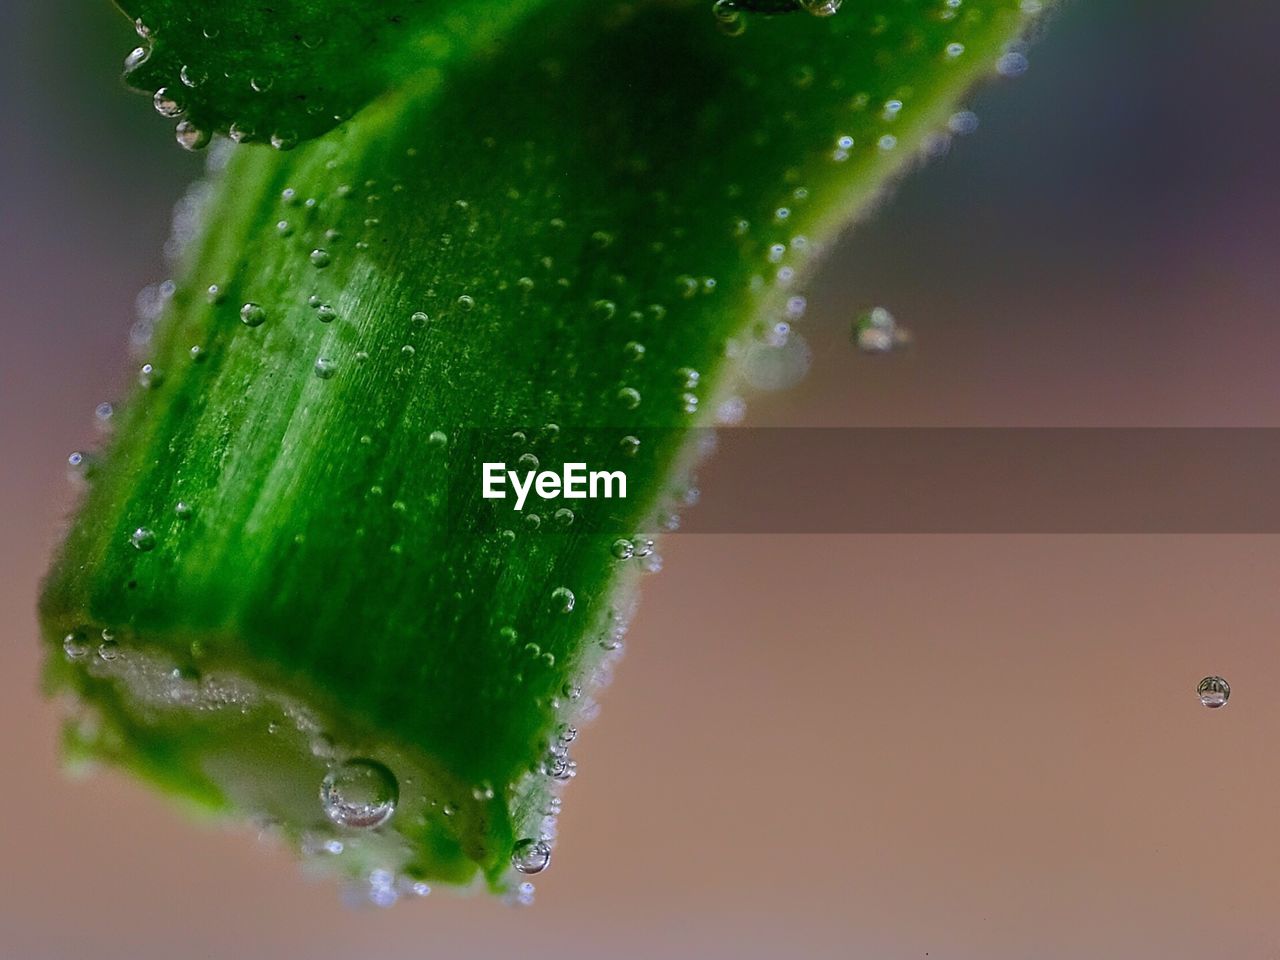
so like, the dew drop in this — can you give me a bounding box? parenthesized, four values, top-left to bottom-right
(551, 586, 576, 614)
(130, 527, 157, 551)
(798, 0, 841, 15)
(320, 759, 398, 829)
(174, 500, 194, 519)
(511, 838, 552, 875)
(456, 294, 475, 311)
(63, 633, 89, 660)
(1197, 676, 1230, 709)
(309, 249, 331, 268)
(240, 302, 267, 327)
(616, 386, 642, 410)
(153, 87, 183, 118)
(138, 363, 162, 388)
(611, 538, 635, 560)
(175, 121, 209, 151)
(314, 357, 338, 380)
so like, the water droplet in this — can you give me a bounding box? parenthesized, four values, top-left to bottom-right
(948, 110, 979, 135)
(1197, 676, 1230, 709)
(623, 341, 646, 362)
(320, 759, 398, 829)
(179, 64, 205, 88)
(153, 87, 183, 118)
(511, 838, 552, 875)
(411, 310, 429, 323)
(98, 638, 120, 661)
(314, 357, 338, 380)
(138, 363, 162, 388)
(712, 0, 745, 36)
(428, 430, 448, 448)
(611, 538, 635, 560)
(276, 219, 294, 237)
(996, 51, 1029, 78)
(270, 131, 298, 151)
(315, 304, 337, 323)
(945, 41, 966, 59)
(174, 500, 194, 519)
(63, 633, 89, 660)
(619, 435, 641, 457)
(456, 294, 475, 311)
(175, 121, 209, 151)
(854, 306, 912, 353)
(616, 386, 642, 410)
(130, 527, 156, 552)
(240, 302, 267, 327)
(551, 586, 576, 614)
(799, 0, 841, 15)
(309, 249, 331, 268)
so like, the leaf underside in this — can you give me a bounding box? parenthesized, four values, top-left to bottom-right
(43, 0, 1046, 896)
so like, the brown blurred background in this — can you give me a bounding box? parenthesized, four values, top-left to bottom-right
(4, 1, 1280, 957)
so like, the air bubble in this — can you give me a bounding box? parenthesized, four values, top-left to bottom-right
(314, 357, 338, 380)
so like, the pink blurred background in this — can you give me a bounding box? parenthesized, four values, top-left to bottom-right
(4, 1, 1280, 956)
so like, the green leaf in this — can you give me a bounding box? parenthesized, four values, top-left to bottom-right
(44, 0, 1049, 897)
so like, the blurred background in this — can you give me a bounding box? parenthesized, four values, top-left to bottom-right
(4, 1, 1280, 957)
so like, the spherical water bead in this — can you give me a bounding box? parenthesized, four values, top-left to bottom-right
(551, 586, 576, 614)
(63, 633, 90, 660)
(174, 500, 194, 519)
(411, 310, 429, 323)
(309, 249, 331, 268)
(320, 759, 398, 829)
(315, 304, 338, 323)
(240, 302, 267, 327)
(138, 363, 162, 388)
(712, 0, 745, 36)
(619, 435, 641, 457)
(611, 538, 636, 560)
(996, 51, 1030, 77)
(276, 220, 294, 237)
(511, 838, 552, 875)
(948, 111, 980, 136)
(677, 367, 700, 389)
(553, 507, 575, 528)
(456, 295, 475, 311)
(153, 88, 183, 118)
(98, 638, 120, 661)
(616, 387, 642, 410)
(270, 132, 298, 151)
(1197, 676, 1230, 709)
(428, 430, 448, 448)
(314, 357, 338, 380)
(623, 341, 646, 362)
(94, 401, 114, 424)
(799, 0, 842, 15)
(854, 306, 911, 353)
(175, 121, 209, 151)
(945, 42, 966, 59)
(130, 527, 156, 551)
